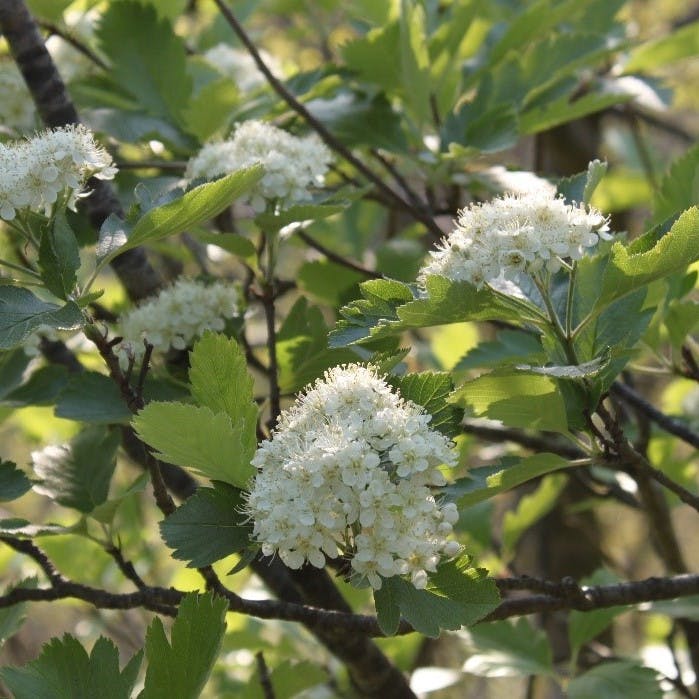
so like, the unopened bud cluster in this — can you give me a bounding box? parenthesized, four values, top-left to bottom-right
(420, 193, 610, 288)
(0, 125, 117, 221)
(116, 278, 240, 367)
(186, 120, 331, 212)
(246, 364, 460, 590)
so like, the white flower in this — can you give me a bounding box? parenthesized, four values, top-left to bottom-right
(0, 125, 116, 220)
(419, 192, 610, 289)
(186, 120, 332, 212)
(245, 364, 460, 590)
(0, 62, 36, 134)
(115, 278, 240, 367)
(203, 44, 282, 93)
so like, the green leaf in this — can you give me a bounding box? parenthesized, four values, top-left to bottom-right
(255, 203, 348, 234)
(445, 103, 519, 155)
(569, 569, 625, 662)
(515, 351, 611, 380)
(455, 330, 544, 371)
(450, 371, 569, 432)
(0, 287, 83, 350)
(388, 371, 462, 438)
(243, 660, 328, 699)
(342, 22, 401, 91)
(399, 0, 431, 125)
(189, 333, 257, 461)
(0, 518, 76, 537)
(140, 592, 227, 699)
(568, 661, 662, 699)
(557, 160, 608, 205)
(97, 1, 191, 122)
(624, 20, 699, 73)
(0, 461, 32, 502)
(0, 578, 36, 648)
(98, 167, 264, 267)
(1, 634, 142, 699)
(191, 231, 257, 267)
(595, 207, 699, 311)
(375, 562, 499, 638)
(652, 143, 699, 225)
(2, 365, 70, 408)
(32, 426, 120, 513)
(133, 402, 255, 487)
(502, 473, 567, 559)
(183, 78, 239, 142)
(448, 453, 570, 507)
(0, 348, 32, 399)
(54, 372, 131, 424)
(462, 618, 554, 677)
(38, 211, 80, 300)
(96, 214, 130, 264)
(297, 260, 364, 308)
(277, 297, 358, 393)
(160, 483, 252, 568)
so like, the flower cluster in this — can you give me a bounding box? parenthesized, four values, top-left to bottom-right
(203, 43, 282, 93)
(419, 193, 610, 289)
(245, 364, 460, 590)
(186, 120, 332, 212)
(0, 62, 36, 134)
(0, 125, 117, 221)
(116, 278, 240, 367)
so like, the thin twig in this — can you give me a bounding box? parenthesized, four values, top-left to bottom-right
(256, 652, 276, 699)
(296, 230, 380, 279)
(38, 20, 107, 70)
(106, 544, 148, 590)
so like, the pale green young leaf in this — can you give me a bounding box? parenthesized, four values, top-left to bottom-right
(32, 426, 120, 513)
(140, 592, 227, 699)
(652, 143, 699, 225)
(189, 333, 257, 460)
(183, 78, 239, 142)
(568, 661, 662, 699)
(38, 211, 80, 300)
(133, 402, 255, 487)
(0, 461, 32, 502)
(0, 287, 83, 350)
(448, 453, 570, 508)
(1, 634, 141, 699)
(399, 0, 431, 125)
(160, 483, 253, 568)
(342, 22, 401, 91)
(462, 618, 554, 677)
(594, 207, 699, 311)
(449, 371, 568, 432)
(98, 167, 264, 268)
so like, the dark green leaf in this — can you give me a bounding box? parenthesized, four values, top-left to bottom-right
(652, 143, 699, 225)
(242, 660, 327, 699)
(462, 618, 554, 677)
(96, 214, 130, 264)
(0, 518, 75, 537)
(0, 578, 36, 648)
(38, 211, 80, 300)
(568, 661, 662, 699)
(0, 287, 83, 350)
(455, 330, 544, 371)
(2, 365, 70, 408)
(54, 372, 131, 424)
(388, 371, 462, 437)
(160, 483, 252, 568)
(557, 160, 608, 204)
(140, 592, 227, 699)
(448, 453, 570, 507)
(0, 348, 32, 399)
(1, 634, 141, 699)
(0, 461, 32, 502)
(32, 426, 120, 513)
(97, 1, 191, 122)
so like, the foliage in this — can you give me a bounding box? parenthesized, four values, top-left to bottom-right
(0, 0, 695, 697)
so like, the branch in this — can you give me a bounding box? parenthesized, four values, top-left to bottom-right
(296, 230, 381, 279)
(212, 0, 444, 241)
(611, 380, 699, 450)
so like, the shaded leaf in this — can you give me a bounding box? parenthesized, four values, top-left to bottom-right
(54, 372, 131, 424)
(568, 661, 662, 699)
(140, 592, 227, 699)
(160, 483, 252, 568)
(0, 461, 32, 502)
(0, 287, 83, 350)
(38, 211, 80, 300)
(557, 160, 608, 204)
